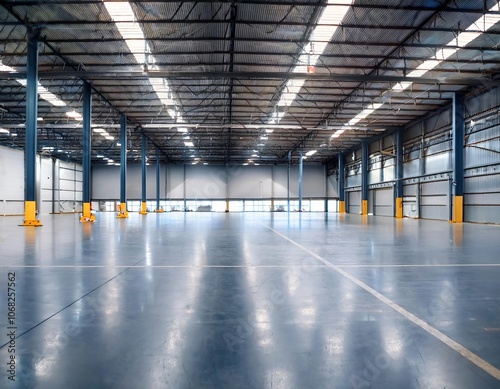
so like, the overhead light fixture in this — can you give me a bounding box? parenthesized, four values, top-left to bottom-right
(37, 117, 43, 121)
(306, 150, 317, 156)
(97, 155, 104, 158)
(252, 153, 258, 157)
(116, 142, 121, 146)
(93, 128, 106, 133)
(257, 143, 265, 147)
(185, 141, 194, 147)
(265, 129, 274, 133)
(0, 128, 10, 134)
(105, 136, 114, 141)
(268, 0, 352, 127)
(260, 136, 268, 140)
(102, 1, 187, 125)
(178, 128, 188, 133)
(331, 129, 346, 138)
(66, 110, 82, 119)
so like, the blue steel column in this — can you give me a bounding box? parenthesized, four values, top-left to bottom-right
(22, 29, 42, 226)
(139, 133, 148, 214)
(395, 128, 404, 218)
(287, 151, 291, 212)
(361, 142, 369, 216)
(80, 82, 95, 222)
(452, 93, 465, 222)
(298, 150, 303, 212)
(155, 148, 164, 212)
(117, 114, 128, 218)
(338, 153, 345, 213)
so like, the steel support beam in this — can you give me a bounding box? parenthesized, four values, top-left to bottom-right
(299, 150, 303, 212)
(117, 114, 128, 218)
(287, 151, 291, 212)
(361, 141, 369, 216)
(80, 82, 95, 222)
(395, 128, 404, 219)
(452, 93, 465, 223)
(22, 30, 42, 227)
(338, 153, 345, 213)
(155, 148, 164, 212)
(139, 133, 148, 215)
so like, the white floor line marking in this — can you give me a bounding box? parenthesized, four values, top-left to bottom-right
(264, 224, 500, 382)
(0, 265, 329, 269)
(337, 264, 500, 268)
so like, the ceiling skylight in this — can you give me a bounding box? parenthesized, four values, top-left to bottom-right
(0, 61, 69, 113)
(392, 2, 500, 93)
(103, 1, 184, 123)
(270, 0, 352, 123)
(333, 1, 500, 138)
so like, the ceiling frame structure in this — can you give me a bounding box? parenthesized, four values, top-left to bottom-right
(0, 0, 500, 166)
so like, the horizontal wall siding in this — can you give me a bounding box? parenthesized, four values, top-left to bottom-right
(373, 187, 393, 216)
(464, 171, 500, 224)
(348, 191, 361, 214)
(420, 180, 449, 220)
(93, 164, 329, 201)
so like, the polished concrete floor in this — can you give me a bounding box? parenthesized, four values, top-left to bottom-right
(1, 212, 500, 388)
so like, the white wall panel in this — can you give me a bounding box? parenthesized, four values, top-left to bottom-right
(273, 165, 288, 198)
(348, 191, 361, 214)
(91, 166, 120, 199)
(373, 187, 393, 216)
(229, 165, 270, 198)
(166, 165, 184, 199)
(187, 165, 228, 199)
(0, 146, 24, 200)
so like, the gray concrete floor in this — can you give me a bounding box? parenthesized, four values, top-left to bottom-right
(1, 212, 500, 388)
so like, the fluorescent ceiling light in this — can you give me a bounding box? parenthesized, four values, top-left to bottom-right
(37, 117, 43, 121)
(392, 2, 500, 93)
(252, 154, 258, 157)
(105, 136, 114, 140)
(66, 110, 82, 119)
(97, 155, 104, 158)
(331, 129, 346, 138)
(306, 150, 317, 156)
(184, 141, 194, 147)
(0, 62, 67, 107)
(0, 128, 10, 134)
(178, 127, 188, 133)
(257, 143, 265, 147)
(116, 142, 121, 146)
(269, 0, 352, 126)
(102, 0, 187, 125)
(260, 136, 268, 140)
(265, 129, 274, 133)
(93, 128, 106, 133)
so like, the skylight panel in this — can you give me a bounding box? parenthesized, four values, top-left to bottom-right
(103, 1, 185, 122)
(0, 61, 68, 108)
(391, 2, 500, 93)
(269, 0, 353, 128)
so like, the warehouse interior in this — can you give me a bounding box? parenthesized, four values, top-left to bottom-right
(1, 1, 500, 388)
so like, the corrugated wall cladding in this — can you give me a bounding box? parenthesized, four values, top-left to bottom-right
(464, 173, 500, 224)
